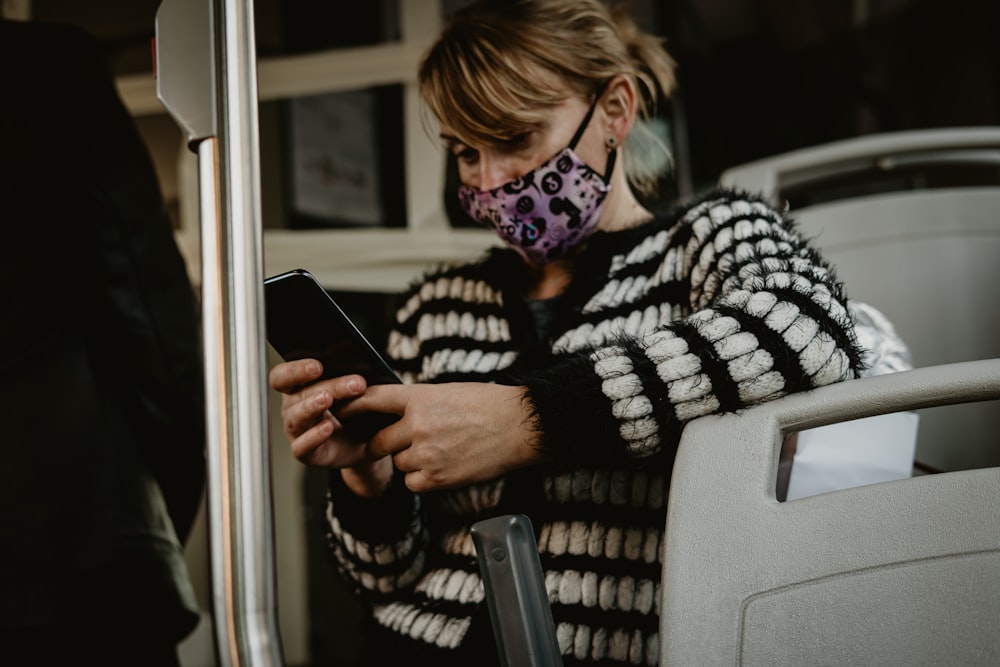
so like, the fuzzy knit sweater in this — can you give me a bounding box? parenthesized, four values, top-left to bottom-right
(323, 189, 865, 665)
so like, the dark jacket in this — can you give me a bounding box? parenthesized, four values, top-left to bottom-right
(0, 19, 205, 641)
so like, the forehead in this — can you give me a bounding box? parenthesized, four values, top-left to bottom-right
(437, 94, 589, 148)
(429, 61, 591, 145)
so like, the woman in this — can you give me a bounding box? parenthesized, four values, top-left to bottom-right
(269, 1, 864, 664)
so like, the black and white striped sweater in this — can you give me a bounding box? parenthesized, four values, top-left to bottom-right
(324, 189, 865, 665)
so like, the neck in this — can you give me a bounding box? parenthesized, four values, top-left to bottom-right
(525, 169, 651, 299)
(598, 165, 654, 232)
(526, 258, 573, 299)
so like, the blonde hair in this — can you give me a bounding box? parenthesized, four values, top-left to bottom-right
(418, 0, 677, 197)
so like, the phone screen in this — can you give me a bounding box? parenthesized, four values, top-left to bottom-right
(264, 269, 401, 439)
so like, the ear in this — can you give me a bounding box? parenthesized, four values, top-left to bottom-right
(599, 74, 639, 146)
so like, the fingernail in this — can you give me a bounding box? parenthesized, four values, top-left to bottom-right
(314, 391, 329, 407)
(347, 378, 362, 393)
(309, 360, 322, 376)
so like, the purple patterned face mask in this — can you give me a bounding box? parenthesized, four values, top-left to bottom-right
(457, 93, 616, 267)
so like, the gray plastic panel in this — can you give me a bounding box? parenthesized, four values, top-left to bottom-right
(155, 0, 216, 145)
(740, 551, 1000, 666)
(472, 514, 563, 667)
(659, 360, 1000, 666)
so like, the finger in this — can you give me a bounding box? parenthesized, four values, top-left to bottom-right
(337, 383, 408, 421)
(282, 388, 335, 439)
(291, 419, 367, 469)
(280, 376, 369, 439)
(321, 374, 369, 402)
(402, 469, 434, 494)
(289, 418, 335, 464)
(269, 358, 322, 393)
(367, 417, 412, 460)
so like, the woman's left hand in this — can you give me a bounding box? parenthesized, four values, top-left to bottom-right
(334, 383, 545, 492)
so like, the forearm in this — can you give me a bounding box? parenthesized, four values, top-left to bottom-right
(523, 195, 865, 465)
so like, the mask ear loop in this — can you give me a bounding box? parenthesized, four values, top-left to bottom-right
(568, 81, 617, 180)
(603, 136, 618, 180)
(568, 81, 611, 149)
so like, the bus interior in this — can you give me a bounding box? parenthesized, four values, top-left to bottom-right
(3, 0, 998, 665)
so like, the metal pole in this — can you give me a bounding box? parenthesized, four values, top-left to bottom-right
(156, 0, 283, 664)
(211, 0, 283, 662)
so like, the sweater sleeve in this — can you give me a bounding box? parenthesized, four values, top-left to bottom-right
(323, 468, 429, 601)
(523, 191, 866, 466)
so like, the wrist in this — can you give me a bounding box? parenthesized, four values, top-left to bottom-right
(341, 456, 394, 499)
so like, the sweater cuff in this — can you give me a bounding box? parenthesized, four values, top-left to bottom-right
(520, 352, 631, 469)
(327, 468, 417, 544)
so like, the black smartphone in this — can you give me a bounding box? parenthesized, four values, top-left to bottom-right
(264, 268, 401, 441)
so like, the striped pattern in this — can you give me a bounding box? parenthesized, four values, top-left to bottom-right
(324, 189, 864, 664)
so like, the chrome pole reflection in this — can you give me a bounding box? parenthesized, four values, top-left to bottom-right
(157, 0, 283, 663)
(207, 0, 283, 661)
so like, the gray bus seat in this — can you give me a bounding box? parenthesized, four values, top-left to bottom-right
(659, 359, 1000, 666)
(720, 127, 1000, 473)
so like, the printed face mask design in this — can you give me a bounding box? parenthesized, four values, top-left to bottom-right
(457, 90, 616, 267)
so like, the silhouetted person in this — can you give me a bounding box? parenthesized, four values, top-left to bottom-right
(1, 19, 205, 667)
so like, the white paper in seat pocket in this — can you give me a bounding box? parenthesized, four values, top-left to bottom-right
(786, 411, 919, 501)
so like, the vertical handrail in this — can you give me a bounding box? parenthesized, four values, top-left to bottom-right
(156, 0, 283, 664)
(213, 0, 283, 662)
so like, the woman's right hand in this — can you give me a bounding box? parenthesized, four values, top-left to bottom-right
(268, 358, 393, 498)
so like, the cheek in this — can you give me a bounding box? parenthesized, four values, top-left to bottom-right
(457, 162, 479, 189)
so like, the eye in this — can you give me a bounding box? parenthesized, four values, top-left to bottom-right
(506, 132, 533, 150)
(456, 146, 479, 163)
(449, 143, 479, 164)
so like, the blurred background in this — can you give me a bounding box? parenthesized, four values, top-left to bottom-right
(20, 0, 1000, 210)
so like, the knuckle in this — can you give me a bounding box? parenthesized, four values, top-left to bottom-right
(403, 474, 425, 493)
(290, 439, 311, 464)
(425, 469, 446, 487)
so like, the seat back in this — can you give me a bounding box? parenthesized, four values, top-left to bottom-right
(659, 359, 1000, 666)
(720, 127, 1000, 471)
